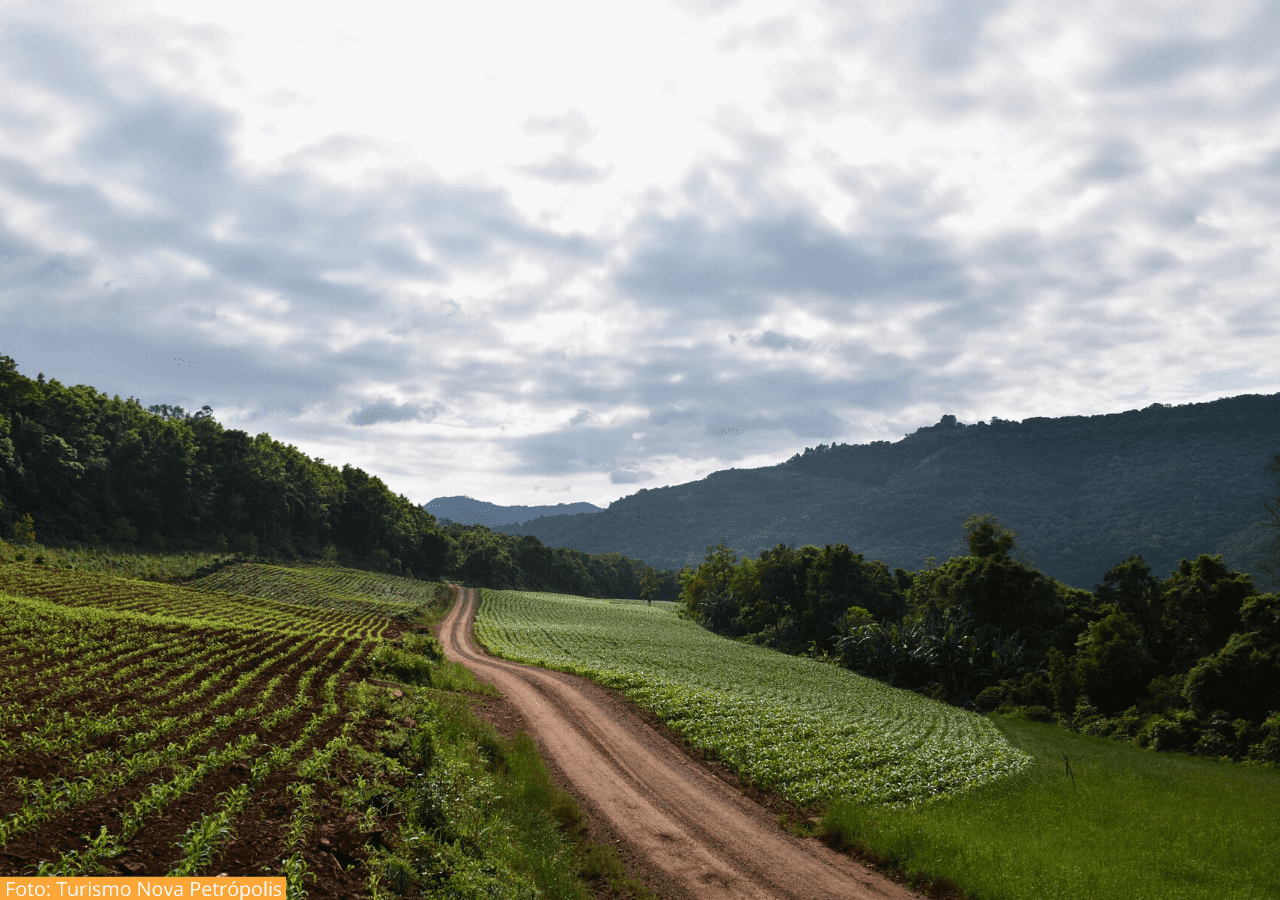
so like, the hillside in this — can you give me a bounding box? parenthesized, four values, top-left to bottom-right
(423, 495, 603, 528)
(498, 393, 1280, 592)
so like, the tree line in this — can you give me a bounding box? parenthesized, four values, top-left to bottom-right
(677, 511, 1280, 765)
(0, 354, 680, 600)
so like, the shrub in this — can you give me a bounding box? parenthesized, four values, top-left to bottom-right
(1245, 711, 1280, 764)
(1138, 708, 1200, 753)
(1017, 705, 1055, 723)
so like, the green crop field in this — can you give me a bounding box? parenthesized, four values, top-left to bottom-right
(475, 589, 1033, 807)
(0, 561, 626, 898)
(188, 562, 435, 619)
(0, 564, 397, 639)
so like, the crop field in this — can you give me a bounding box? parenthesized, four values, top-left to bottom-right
(475, 589, 1033, 808)
(0, 565, 396, 639)
(188, 563, 434, 620)
(0, 571, 373, 883)
(0, 561, 617, 897)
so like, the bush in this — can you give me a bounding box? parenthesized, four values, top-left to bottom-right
(1138, 709, 1200, 753)
(1245, 711, 1280, 764)
(229, 532, 258, 555)
(1016, 705, 1055, 723)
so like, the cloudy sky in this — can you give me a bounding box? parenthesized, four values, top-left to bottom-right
(3, 0, 1279, 510)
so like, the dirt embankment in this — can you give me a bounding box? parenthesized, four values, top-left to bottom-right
(438, 587, 925, 900)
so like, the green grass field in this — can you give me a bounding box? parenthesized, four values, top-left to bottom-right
(476, 588, 1280, 900)
(824, 714, 1280, 899)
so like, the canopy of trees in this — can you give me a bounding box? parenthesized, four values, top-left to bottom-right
(0, 354, 679, 600)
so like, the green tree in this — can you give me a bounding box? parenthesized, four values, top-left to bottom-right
(640, 565, 661, 605)
(1093, 555, 1163, 657)
(1257, 450, 1280, 591)
(959, 512, 1018, 559)
(12, 512, 37, 546)
(1075, 610, 1158, 716)
(1184, 628, 1280, 723)
(1158, 554, 1260, 674)
(679, 538, 740, 627)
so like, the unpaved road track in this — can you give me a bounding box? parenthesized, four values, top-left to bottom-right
(440, 587, 924, 900)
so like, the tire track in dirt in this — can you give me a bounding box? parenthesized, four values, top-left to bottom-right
(440, 586, 924, 900)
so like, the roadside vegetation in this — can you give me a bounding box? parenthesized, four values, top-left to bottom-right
(0, 553, 654, 898)
(477, 586, 1280, 899)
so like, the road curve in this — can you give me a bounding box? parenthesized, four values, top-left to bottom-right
(439, 586, 924, 900)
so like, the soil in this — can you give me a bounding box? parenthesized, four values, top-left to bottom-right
(438, 586, 930, 900)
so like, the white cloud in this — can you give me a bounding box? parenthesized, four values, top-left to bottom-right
(1, 0, 1278, 509)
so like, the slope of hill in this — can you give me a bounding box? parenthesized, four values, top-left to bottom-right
(498, 394, 1280, 592)
(423, 495, 603, 528)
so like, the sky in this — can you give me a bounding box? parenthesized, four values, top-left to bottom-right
(2, 0, 1279, 511)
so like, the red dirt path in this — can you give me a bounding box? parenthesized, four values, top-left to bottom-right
(439, 586, 926, 900)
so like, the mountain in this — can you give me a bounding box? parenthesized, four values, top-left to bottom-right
(495, 394, 1280, 592)
(423, 495, 604, 529)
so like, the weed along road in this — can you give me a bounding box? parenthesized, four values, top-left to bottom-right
(440, 586, 923, 900)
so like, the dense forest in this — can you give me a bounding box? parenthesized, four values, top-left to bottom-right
(676, 510, 1280, 764)
(0, 354, 681, 601)
(499, 396, 1280, 594)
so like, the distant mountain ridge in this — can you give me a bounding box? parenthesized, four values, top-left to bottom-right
(493, 393, 1280, 592)
(423, 495, 604, 529)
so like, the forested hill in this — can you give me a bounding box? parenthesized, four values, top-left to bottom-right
(423, 495, 603, 529)
(499, 394, 1280, 592)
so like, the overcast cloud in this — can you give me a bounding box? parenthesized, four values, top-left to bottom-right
(2, 0, 1278, 508)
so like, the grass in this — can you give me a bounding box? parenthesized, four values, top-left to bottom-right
(821, 714, 1280, 899)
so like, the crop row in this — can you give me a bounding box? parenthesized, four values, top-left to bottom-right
(0, 589, 370, 850)
(475, 589, 1034, 808)
(0, 565, 390, 638)
(188, 563, 435, 621)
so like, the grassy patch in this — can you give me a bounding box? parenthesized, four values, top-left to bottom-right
(821, 714, 1280, 899)
(346, 680, 654, 899)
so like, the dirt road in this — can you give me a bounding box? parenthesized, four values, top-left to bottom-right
(439, 586, 925, 900)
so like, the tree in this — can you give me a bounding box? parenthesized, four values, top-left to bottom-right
(679, 538, 740, 626)
(1075, 610, 1158, 716)
(1158, 554, 1260, 674)
(1093, 555, 1163, 657)
(1257, 450, 1280, 591)
(957, 513, 1038, 569)
(640, 565, 661, 605)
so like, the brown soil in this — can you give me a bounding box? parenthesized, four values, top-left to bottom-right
(439, 586, 928, 900)
(0, 629, 378, 899)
